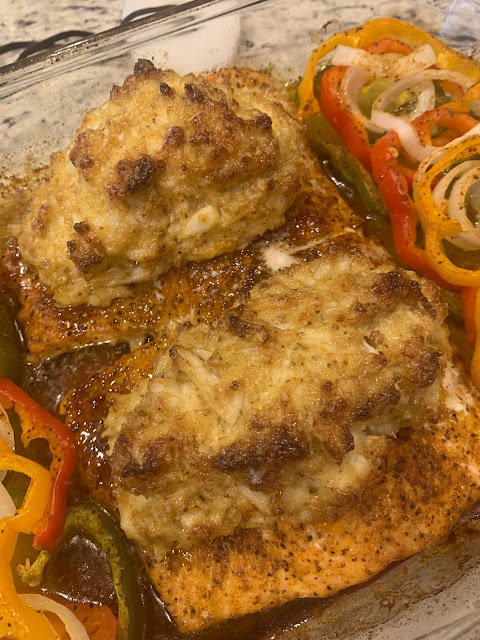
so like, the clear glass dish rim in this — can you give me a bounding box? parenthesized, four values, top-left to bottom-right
(0, 0, 269, 98)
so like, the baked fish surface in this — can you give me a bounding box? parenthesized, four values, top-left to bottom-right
(63, 236, 480, 632)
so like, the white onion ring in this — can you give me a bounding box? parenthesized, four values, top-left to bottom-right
(332, 43, 437, 78)
(447, 166, 480, 249)
(0, 482, 16, 520)
(340, 66, 384, 134)
(370, 110, 436, 160)
(20, 594, 90, 640)
(0, 404, 15, 482)
(413, 122, 480, 196)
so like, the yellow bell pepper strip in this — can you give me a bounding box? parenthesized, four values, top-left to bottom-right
(0, 439, 57, 639)
(298, 17, 480, 121)
(0, 379, 78, 551)
(370, 105, 478, 288)
(416, 136, 480, 287)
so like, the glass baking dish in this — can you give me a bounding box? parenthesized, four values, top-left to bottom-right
(1, 0, 480, 637)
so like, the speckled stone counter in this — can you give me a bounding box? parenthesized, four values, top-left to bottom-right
(1, 0, 124, 67)
(0, 0, 475, 176)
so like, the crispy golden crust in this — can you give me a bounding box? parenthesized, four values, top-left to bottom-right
(63, 301, 480, 632)
(16, 62, 306, 306)
(97, 249, 449, 562)
(2, 151, 364, 362)
(150, 381, 480, 631)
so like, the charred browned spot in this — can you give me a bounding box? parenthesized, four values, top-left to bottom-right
(110, 84, 122, 100)
(228, 311, 270, 344)
(352, 386, 401, 422)
(159, 82, 174, 97)
(70, 130, 96, 175)
(184, 83, 205, 102)
(73, 221, 90, 235)
(319, 396, 347, 421)
(250, 113, 272, 130)
(67, 235, 106, 276)
(371, 270, 436, 318)
(31, 203, 50, 234)
(316, 396, 354, 463)
(189, 115, 214, 146)
(409, 350, 442, 388)
(110, 155, 163, 196)
(112, 425, 185, 493)
(133, 59, 157, 77)
(214, 423, 309, 487)
(162, 126, 185, 151)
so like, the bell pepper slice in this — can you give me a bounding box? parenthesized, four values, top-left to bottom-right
(319, 65, 373, 170)
(371, 106, 479, 288)
(45, 601, 118, 640)
(298, 17, 480, 121)
(19, 502, 145, 640)
(0, 440, 57, 639)
(0, 379, 77, 550)
(416, 136, 480, 287)
(317, 38, 414, 171)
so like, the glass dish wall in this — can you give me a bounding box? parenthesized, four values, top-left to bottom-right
(1, 0, 480, 638)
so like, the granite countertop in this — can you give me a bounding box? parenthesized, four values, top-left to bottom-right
(1, 0, 138, 67)
(2, 0, 477, 69)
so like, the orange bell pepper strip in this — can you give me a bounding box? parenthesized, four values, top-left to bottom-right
(371, 106, 479, 288)
(0, 379, 77, 550)
(46, 601, 118, 640)
(416, 136, 480, 287)
(0, 440, 57, 639)
(298, 17, 480, 121)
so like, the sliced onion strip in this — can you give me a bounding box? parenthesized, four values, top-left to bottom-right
(371, 110, 436, 160)
(447, 166, 480, 249)
(0, 482, 16, 520)
(332, 43, 437, 78)
(413, 122, 480, 196)
(20, 594, 90, 640)
(340, 66, 384, 134)
(0, 404, 14, 481)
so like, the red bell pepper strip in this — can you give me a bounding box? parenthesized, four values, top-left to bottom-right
(371, 106, 479, 289)
(370, 130, 456, 287)
(319, 38, 414, 172)
(414, 107, 479, 147)
(320, 66, 373, 171)
(0, 378, 77, 550)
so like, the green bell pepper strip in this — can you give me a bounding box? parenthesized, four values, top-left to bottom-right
(19, 502, 145, 640)
(0, 294, 22, 382)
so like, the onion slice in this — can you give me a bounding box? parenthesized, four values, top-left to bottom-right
(373, 69, 471, 115)
(332, 43, 437, 78)
(340, 66, 384, 134)
(413, 122, 480, 196)
(370, 110, 436, 161)
(0, 482, 16, 520)
(447, 165, 480, 249)
(20, 594, 90, 640)
(0, 404, 15, 482)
